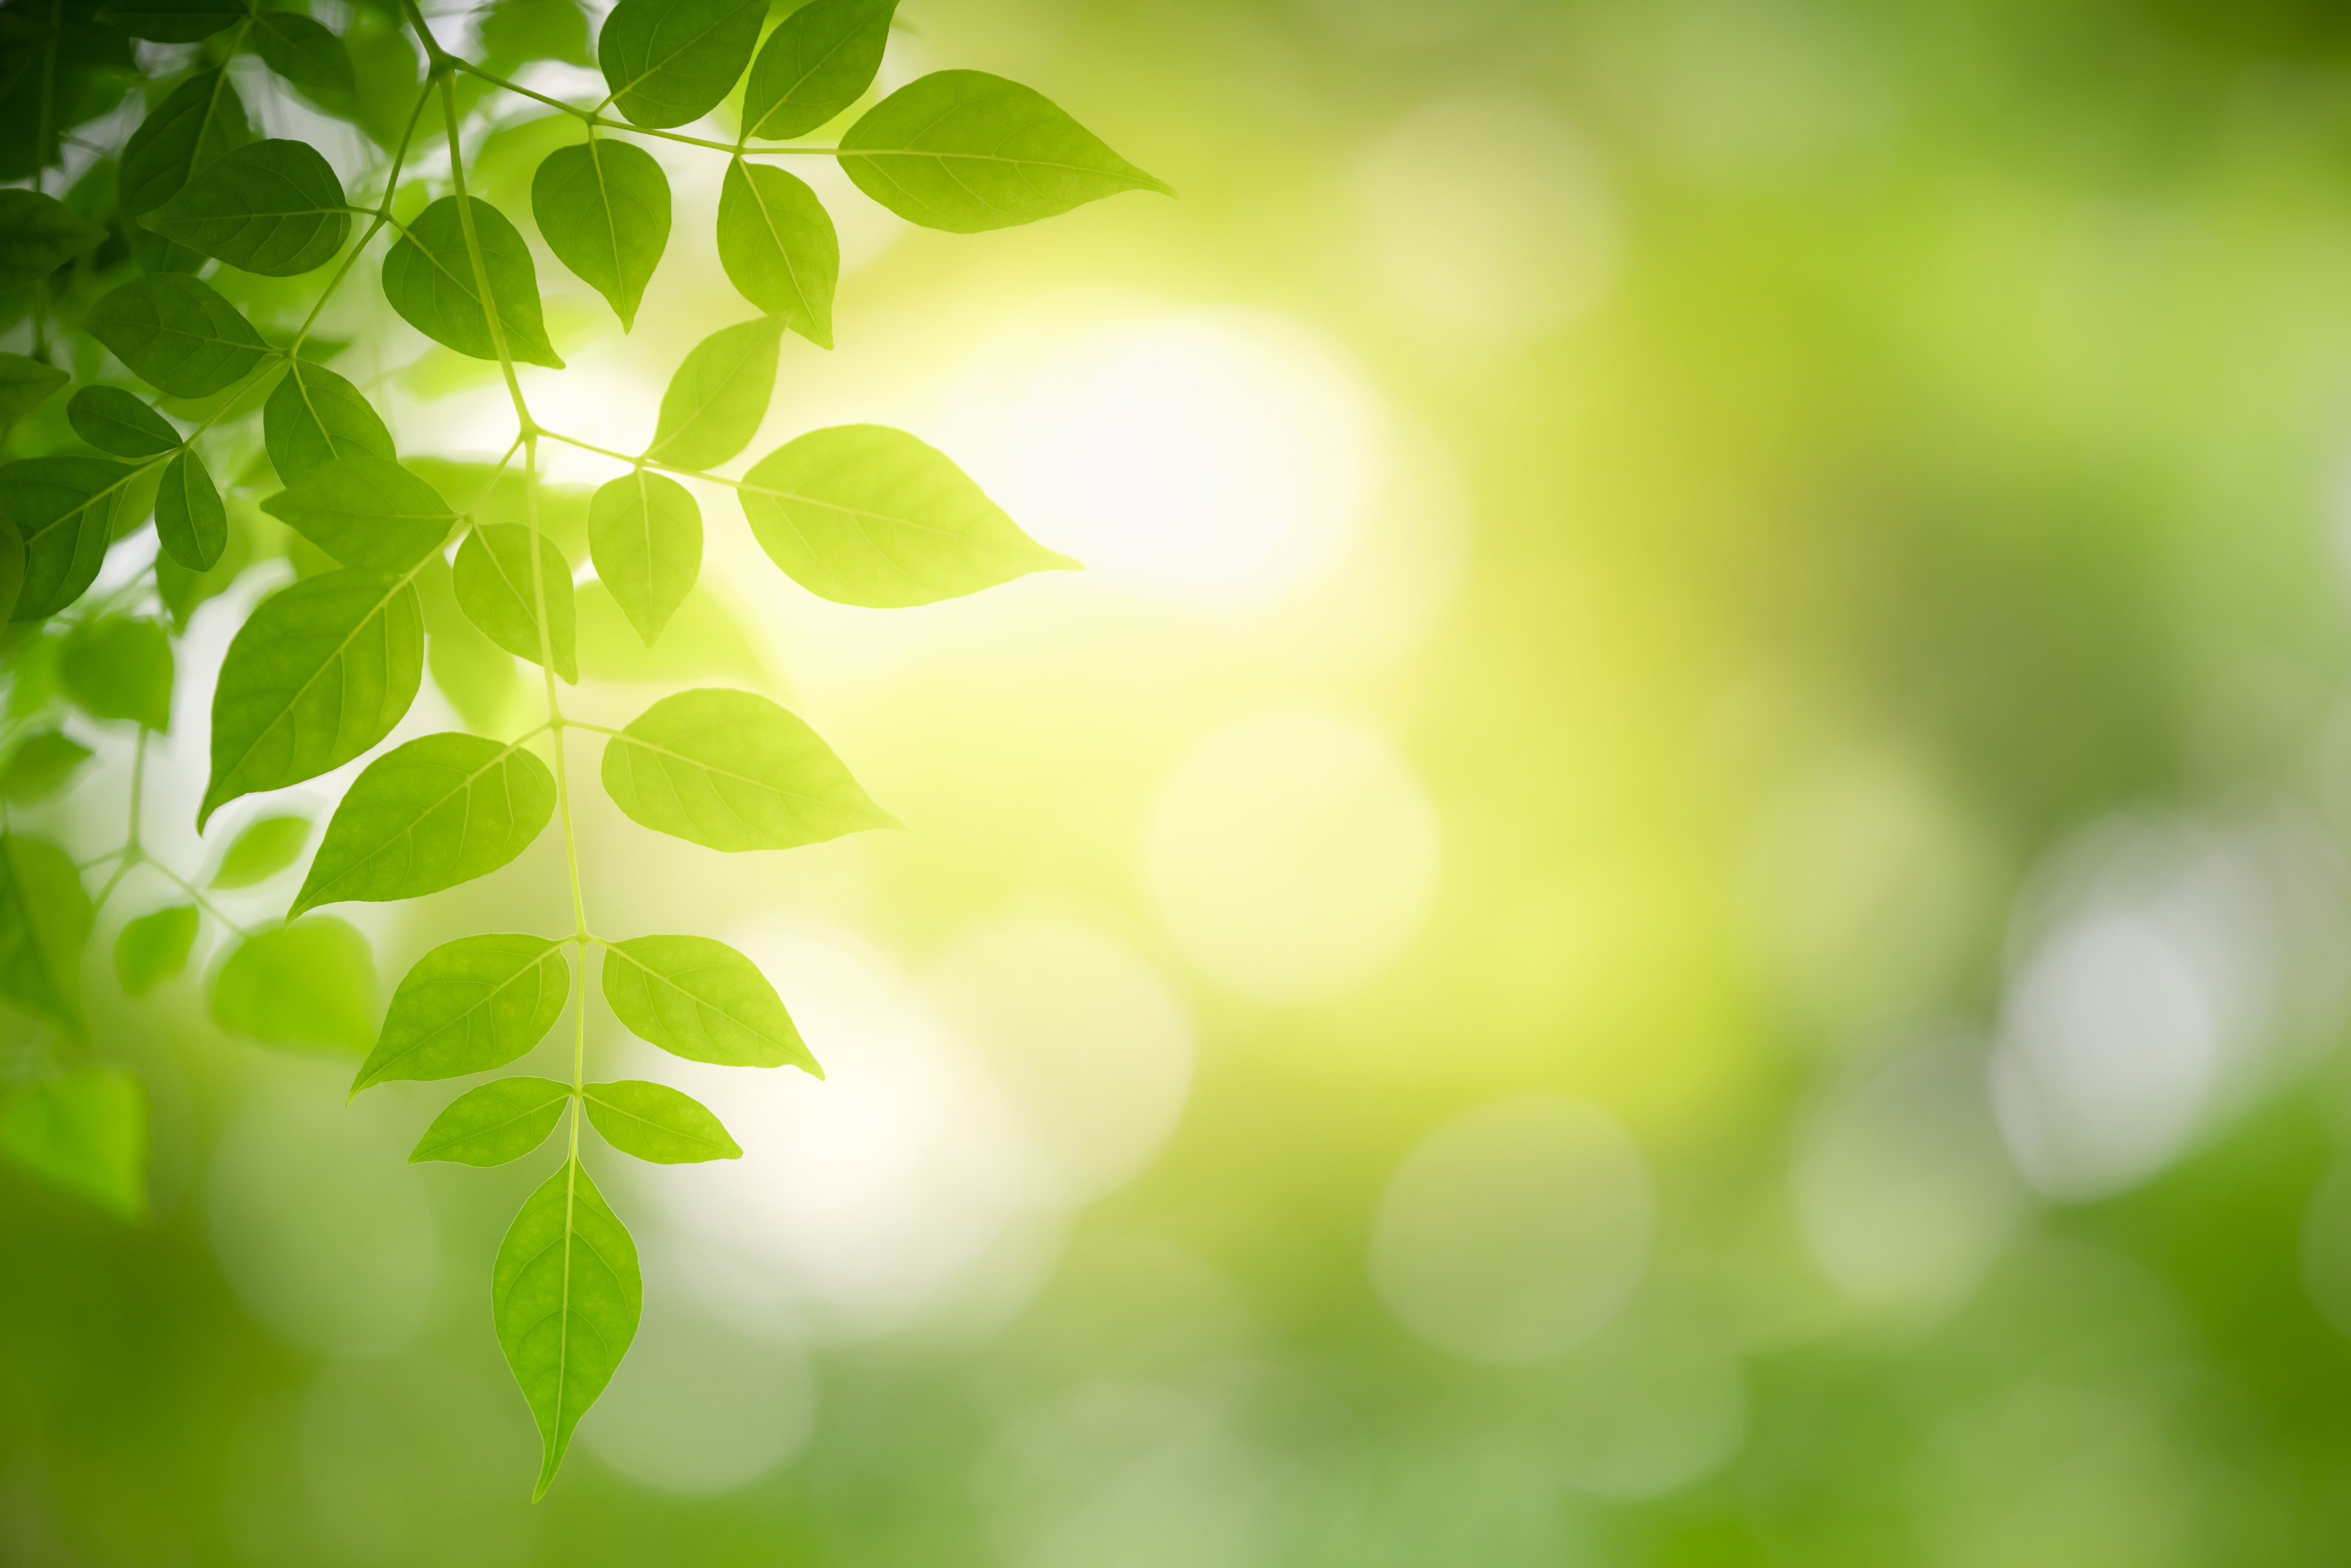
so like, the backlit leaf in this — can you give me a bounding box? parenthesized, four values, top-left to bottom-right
(382, 195, 565, 369)
(154, 447, 226, 569)
(411, 1075, 571, 1165)
(839, 70, 1171, 234)
(248, 11, 355, 98)
(0, 456, 125, 620)
(531, 139, 669, 332)
(209, 813, 309, 889)
(454, 523, 577, 683)
(0, 835, 92, 1036)
(119, 67, 250, 217)
(0, 353, 69, 417)
(293, 733, 556, 916)
(600, 686, 898, 851)
(0, 188, 109, 290)
(84, 273, 274, 398)
(353, 933, 569, 1093)
(263, 357, 395, 483)
(596, 0, 764, 129)
(95, 0, 243, 41)
(59, 617, 172, 730)
(716, 159, 835, 347)
(66, 385, 177, 456)
(600, 933, 817, 1071)
(480, 0, 592, 68)
(583, 1078, 741, 1162)
(259, 454, 455, 571)
(740, 423, 1077, 607)
(588, 469, 699, 646)
(0, 1068, 146, 1221)
(115, 903, 197, 995)
(741, 0, 895, 142)
(200, 567, 426, 828)
(211, 916, 376, 1051)
(644, 314, 781, 471)
(1, 732, 92, 804)
(417, 549, 526, 734)
(148, 138, 353, 276)
(494, 1157, 639, 1499)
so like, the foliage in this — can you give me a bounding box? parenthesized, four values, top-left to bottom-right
(0, 0, 1161, 1496)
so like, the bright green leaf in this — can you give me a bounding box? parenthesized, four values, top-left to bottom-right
(59, 617, 172, 730)
(381, 194, 565, 369)
(495, 1156, 639, 1500)
(600, 933, 818, 1071)
(209, 813, 310, 889)
(66, 385, 178, 456)
(588, 469, 699, 646)
(0, 835, 92, 1036)
(200, 568, 426, 828)
(0, 1068, 146, 1221)
(84, 273, 275, 398)
(480, 0, 593, 68)
(411, 1075, 571, 1165)
(120, 68, 251, 217)
(0, 189, 109, 291)
(531, 139, 669, 332)
(454, 523, 577, 684)
(716, 159, 835, 347)
(353, 933, 569, 1094)
(0, 456, 126, 620)
(148, 138, 353, 276)
(211, 916, 377, 1051)
(262, 356, 395, 483)
(248, 11, 356, 98)
(115, 903, 197, 995)
(416, 549, 527, 734)
(2, 731, 92, 805)
(154, 446, 226, 570)
(95, 0, 242, 41)
(741, 0, 895, 142)
(597, 0, 765, 129)
(293, 732, 556, 916)
(740, 423, 1078, 607)
(600, 686, 897, 852)
(583, 1078, 741, 1162)
(644, 314, 781, 471)
(259, 454, 455, 571)
(0, 353, 69, 417)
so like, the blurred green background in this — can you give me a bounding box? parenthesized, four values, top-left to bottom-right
(19, 0, 2351, 1562)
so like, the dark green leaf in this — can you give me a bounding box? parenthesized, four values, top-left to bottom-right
(588, 470, 699, 646)
(740, 423, 1078, 607)
(531, 139, 669, 332)
(1, 731, 92, 804)
(601, 686, 896, 851)
(0, 456, 126, 620)
(596, 0, 764, 129)
(716, 159, 835, 347)
(0, 189, 110, 290)
(584, 1078, 741, 1162)
(293, 732, 556, 916)
(259, 454, 455, 571)
(741, 0, 895, 142)
(480, 0, 592, 68)
(0, 835, 92, 1036)
(495, 1157, 639, 1501)
(59, 617, 172, 730)
(156, 499, 254, 630)
(0, 353, 69, 417)
(119, 68, 249, 217)
(200, 567, 426, 828)
(248, 11, 355, 97)
(839, 70, 1171, 234)
(154, 447, 226, 569)
(262, 357, 394, 483)
(211, 916, 377, 1051)
(411, 1075, 571, 1165)
(353, 934, 569, 1094)
(454, 523, 577, 683)
(381, 194, 565, 369)
(644, 314, 781, 471)
(67, 385, 178, 457)
(148, 138, 353, 276)
(600, 933, 818, 1071)
(95, 0, 243, 41)
(210, 813, 309, 889)
(115, 903, 197, 995)
(0, 1068, 146, 1221)
(84, 273, 274, 398)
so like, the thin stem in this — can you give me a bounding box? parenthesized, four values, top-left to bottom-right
(449, 61, 839, 157)
(144, 858, 251, 938)
(536, 429, 744, 488)
(125, 729, 146, 857)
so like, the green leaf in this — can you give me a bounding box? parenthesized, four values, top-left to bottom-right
(480, 0, 593, 68)
(66, 384, 179, 457)
(58, 617, 173, 730)
(494, 1157, 639, 1501)
(262, 357, 395, 483)
(84, 273, 274, 398)
(200, 568, 426, 828)
(577, 581, 768, 685)
(0, 456, 126, 620)
(209, 813, 310, 889)
(839, 70, 1172, 234)
(596, 0, 765, 129)
(588, 469, 699, 646)
(583, 1078, 741, 1162)
(0, 189, 110, 291)
(115, 903, 197, 995)
(0, 1069, 146, 1221)
(292, 733, 556, 916)
(600, 686, 898, 852)
(1, 731, 92, 805)
(741, 0, 895, 142)
(0, 835, 92, 1036)
(411, 1076, 571, 1165)
(120, 68, 250, 217)
(417, 549, 526, 733)
(644, 314, 782, 471)
(352, 934, 568, 1094)
(211, 916, 377, 1052)
(259, 454, 455, 571)
(248, 11, 356, 98)
(454, 523, 578, 684)
(600, 933, 818, 1071)
(531, 139, 669, 332)
(0, 353, 69, 417)
(147, 138, 353, 277)
(154, 447, 226, 570)
(716, 159, 835, 348)
(381, 194, 565, 369)
(740, 423, 1078, 607)
(96, 0, 244, 41)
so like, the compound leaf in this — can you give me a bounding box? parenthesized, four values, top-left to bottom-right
(741, 0, 895, 142)
(84, 273, 273, 398)
(0, 1068, 146, 1221)
(293, 733, 555, 916)
(67, 385, 178, 456)
(248, 10, 355, 98)
(0, 354, 69, 417)
(0, 456, 125, 620)
(531, 139, 669, 332)
(155, 447, 227, 569)
(115, 903, 197, 995)
(148, 138, 352, 276)
(1, 732, 92, 805)
(382, 195, 565, 369)
(263, 356, 395, 483)
(494, 1157, 639, 1500)
(259, 454, 455, 570)
(454, 523, 576, 683)
(209, 813, 309, 889)
(600, 686, 898, 851)
(740, 423, 1077, 607)
(583, 1078, 740, 1162)
(59, 617, 172, 730)
(120, 68, 250, 218)
(0, 189, 109, 291)
(600, 933, 817, 1071)
(0, 835, 92, 1036)
(411, 1075, 571, 1165)
(716, 159, 834, 347)
(95, 0, 244, 41)
(353, 934, 569, 1094)
(597, 0, 764, 129)
(211, 917, 377, 1051)
(588, 469, 699, 646)
(644, 313, 781, 471)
